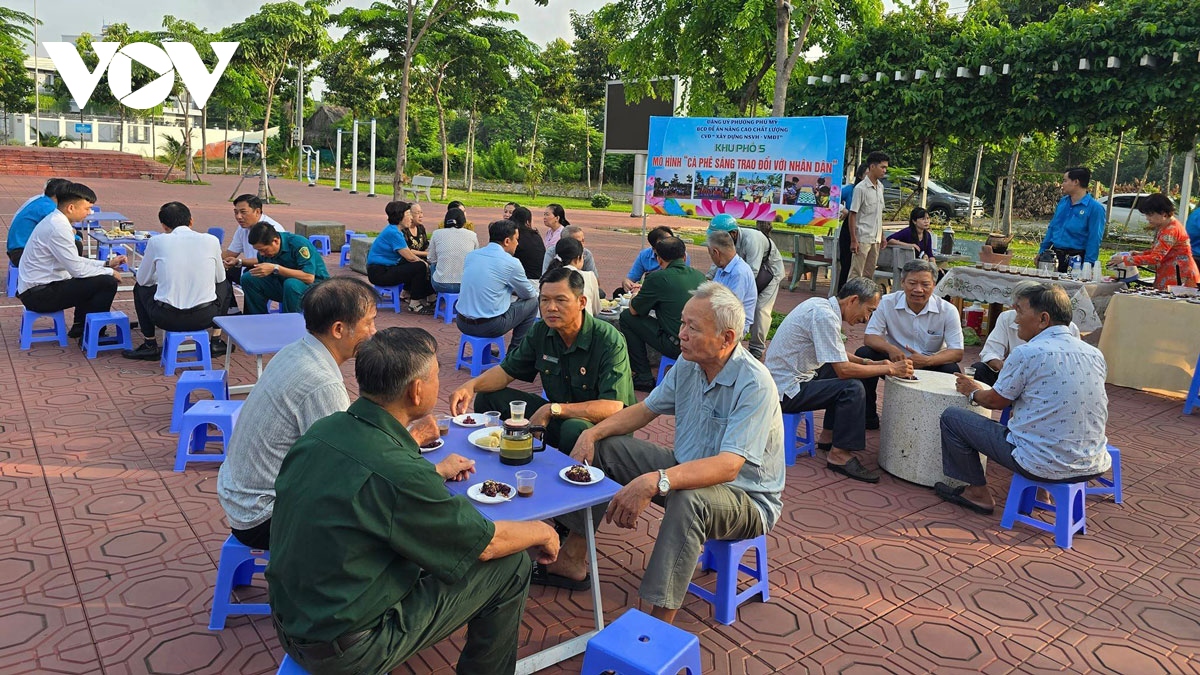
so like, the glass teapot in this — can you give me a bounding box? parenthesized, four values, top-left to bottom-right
(499, 401, 545, 466)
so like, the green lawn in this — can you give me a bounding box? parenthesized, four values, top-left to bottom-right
(310, 178, 631, 213)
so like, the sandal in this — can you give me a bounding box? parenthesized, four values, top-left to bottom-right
(531, 562, 590, 591)
(827, 457, 881, 483)
(934, 482, 995, 515)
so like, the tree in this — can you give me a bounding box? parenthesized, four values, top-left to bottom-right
(226, 0, 331, 198)
(528, 39, 576, 176)
(319, 36, 382, 117)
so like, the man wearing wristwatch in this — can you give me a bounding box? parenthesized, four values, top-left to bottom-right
(449, 267, 635, 473)
(537, 282, 785, 624)
(240, 222, 330, 314)
(935, 283, 1110, 516)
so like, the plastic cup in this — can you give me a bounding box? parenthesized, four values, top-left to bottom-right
(436, 415, 451, 436)
(484, 411, 502, 427)
(509, 400, 527, 422)
(515, 470, 536, 497)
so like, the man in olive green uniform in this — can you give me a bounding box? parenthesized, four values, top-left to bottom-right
(619, 236, 706, 390)
(450, 267, 636, 457)
(268, 327, 559, 675)
(241, 221, 330, 314)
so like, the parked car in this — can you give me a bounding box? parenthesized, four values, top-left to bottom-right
(227, 141, 262, 162)
(1097, 193, 1178, 227)
(881, 175, 985, 221)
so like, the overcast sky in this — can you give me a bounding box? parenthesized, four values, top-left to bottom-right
(11, 0, 606, 55)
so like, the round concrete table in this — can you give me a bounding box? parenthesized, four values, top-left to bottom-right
(879, 370, 992, 487)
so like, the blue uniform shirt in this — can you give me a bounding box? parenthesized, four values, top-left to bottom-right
(456, 243, 537, 319)
(1186, 207, 1200, 260)
(1039, 193, 1107, 264)
(7, 196, 57, 252)
(626, 247, 659, 282)
(366, 224, 407, 266)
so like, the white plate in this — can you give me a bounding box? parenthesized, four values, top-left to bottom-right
(599, 308, 619, 315)
(468, 481, 514, 504)
(559, 465, 605, 485)
(468, 428, 503, 451)
(418, 438, 444, 453)
(453, 413, 487, 428)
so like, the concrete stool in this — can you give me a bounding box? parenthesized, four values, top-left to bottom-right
(81, 311, 133, 359)
(581, 608, 702, 675)
(687, 535, 770, 625)
(656, 355, 678, 387)
(1185, 352, 1200, 415)
(376, 284, 404, 313)
(171, 370, 229, 433)
(782, 411, 816, 465)
(1087, 445, 1123, 503)
(6, 263, 16, 297)
(456, 334, 506, 377)
(434, 292, 459, 324)
(307, 234, 331, 255)
(175, 399, 242, 471)
(162, 330, 213, 375)
(277, 655, 308, 674)
(339, 243, 351, 267)
(1000, 475, 1087, 549)
(208, 534, 270, 630)
(19, 309, 68, 349)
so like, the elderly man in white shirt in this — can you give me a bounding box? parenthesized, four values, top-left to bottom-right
(16, 182, 126, 339)
(122, 202, 229, 360)
(765, 277, 913, 483)
(855, 258, 964, 428)
(970, 282, 1081, 386)
(936, 283, 1110, 515)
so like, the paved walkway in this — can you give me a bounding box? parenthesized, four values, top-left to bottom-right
(1, 175, 1198, 674)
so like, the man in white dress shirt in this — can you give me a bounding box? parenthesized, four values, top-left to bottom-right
(221, 194, 285, 312)
(122, 202, 229, 360)
(936, 283, 1110, 515)
(970, 281, 1080, 386)
(855, 258, 964, 428)
(16, 182, 126, 339)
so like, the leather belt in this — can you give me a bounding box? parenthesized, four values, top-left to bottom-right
(291, 628, 373, 661)
(457, 314, 495, 325)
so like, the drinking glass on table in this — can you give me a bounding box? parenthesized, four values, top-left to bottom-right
(484, 411, 502, 427)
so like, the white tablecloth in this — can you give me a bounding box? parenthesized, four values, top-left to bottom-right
(934, 267, 1103, 332)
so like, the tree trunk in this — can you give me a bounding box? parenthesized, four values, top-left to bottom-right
(917, 140, 932, 208)
(435, 71, 449, 201)
(738, 55, 774, 115)
(968, 144, 983, 228)
(468, 108, 478, 193)
(201, 106, 208, 175)
(183, 92, 195, 183)
(1002, 144, 1020, 236)
(1107, 130, 1124, 223)
(528, 108, 541, 171)
(223, 116, 229, 174)
(771, 1, 815, 117)
(1165, 151, 1174, 192)
(584, 108, 591, 192)
(1123, 162, 1151, 230)
(258, 84, 277, 200)
(119, 108, 125, 152)
(393, 52, 414, 197)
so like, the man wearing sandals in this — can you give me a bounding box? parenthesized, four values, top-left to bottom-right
(535, 282, 784, 625)
(935, 283, 1110, 515)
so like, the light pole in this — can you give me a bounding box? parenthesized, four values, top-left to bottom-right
(32, 0, 39, 146)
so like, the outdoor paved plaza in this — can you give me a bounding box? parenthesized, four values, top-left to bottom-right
(2, 175, 1198, 674)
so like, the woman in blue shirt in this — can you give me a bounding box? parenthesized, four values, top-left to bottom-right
(886, 207, 936, 259)
(366, 201, 435, 313)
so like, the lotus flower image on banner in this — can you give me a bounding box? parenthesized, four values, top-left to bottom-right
(644, 116, 848, 228)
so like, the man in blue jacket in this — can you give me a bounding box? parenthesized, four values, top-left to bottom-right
(7, 178, 70, 266)
(1038, 167, 1107, 272)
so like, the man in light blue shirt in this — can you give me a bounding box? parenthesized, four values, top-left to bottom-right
(455, 219, 539, 350)
(1038, 167, 1107, 271)
(1185, 205, 1200, 261)
(622, 225, 675, 293)
(540, 282, 784, 625)
(7, 178, 70, 266)
(706, 230, 755, 333)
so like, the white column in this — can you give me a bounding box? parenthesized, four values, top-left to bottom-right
(632, 153, 648, 217)
(368, 118, 377, 197)
(350, 120, 359, 194)
(334, 129, 342, 191)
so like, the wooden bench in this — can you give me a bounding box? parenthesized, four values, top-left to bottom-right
(402, 175, 435, 202)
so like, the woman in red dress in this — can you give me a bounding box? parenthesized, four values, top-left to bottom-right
(1110, 193, 1198, 289)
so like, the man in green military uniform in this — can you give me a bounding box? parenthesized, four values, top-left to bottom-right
(619, 236, 706, 390)
(450, 266, 636, 456)
(268, 327, 559, 675)
(241, 221, 330, 314)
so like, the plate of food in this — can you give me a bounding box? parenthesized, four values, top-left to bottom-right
(419, 437, 444, 453)
(453, 413, 487, 428)
(468, 428, 503, 451)
(468, 480, 514, 504)
(560, 464, 605, 485)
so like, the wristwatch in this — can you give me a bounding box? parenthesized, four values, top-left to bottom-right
(549, 403, 563, 419)
(968, 390, 980, 406)
(656, 469, 671, 496)
(273, 264, 280, 275)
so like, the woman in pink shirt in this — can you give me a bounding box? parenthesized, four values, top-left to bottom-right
(542, 203, 568, 249)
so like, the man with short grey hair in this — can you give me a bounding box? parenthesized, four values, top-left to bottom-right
(936, 283, 1110, 515)
(542, 224, 597, 275)
(537, 281, 784, 625)
(765, 277, 913, 483)
(706, 230, 756, 334)
(856, 258, 964, 428)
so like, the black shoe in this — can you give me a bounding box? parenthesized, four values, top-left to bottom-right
(122, 341, 161, 361)
(68, 325, 85, 339)
(210, 337, 234, 354)
(865, 415, 880, 430)
(827, 457, 881, 483)
(632, 378, 656, 393)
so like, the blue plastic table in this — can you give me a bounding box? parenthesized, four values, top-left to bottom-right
(422, 424, 621, 673)
(212, 314, 307, 394)
(75, 212, 129, 256)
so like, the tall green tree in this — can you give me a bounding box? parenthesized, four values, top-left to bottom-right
(319, 36, 382, 117)
(0, 7, 36, 136)
(528, 38, 576, 175)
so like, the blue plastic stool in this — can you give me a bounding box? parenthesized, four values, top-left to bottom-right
(456, 334, 506, 377)
(171, 370, 229, 433)
(687, 535, 770, 625)
(277, 655, 308, 674)
(339, 243, 351, 267)
(581, 608, 702, 675)
(1087, 445, 1123, 503)
(161, 330, 213, 375)
(267, 299, 282, 314)
(175, 399, 242, 471)
(376, 284, 404, 313)
(207, 227, 226, 245)
(1185, 353, 1200, 415)
(97, 244, 111, 261)
(208, 534, 270, 630)
(19, 310, 68, 349)
(345, 230, 356, 244)
(81, 311, 133, 359)
(434, 292, 459, 324)
(6, 263, 17, 297)
(656, 355, 677, 387)
(781, 411, 816, 465)
(307, 234, 331, 255)
(1000, 475, 1087, 548)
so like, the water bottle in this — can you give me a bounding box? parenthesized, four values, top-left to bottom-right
(1069, 255, 1082, 278)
